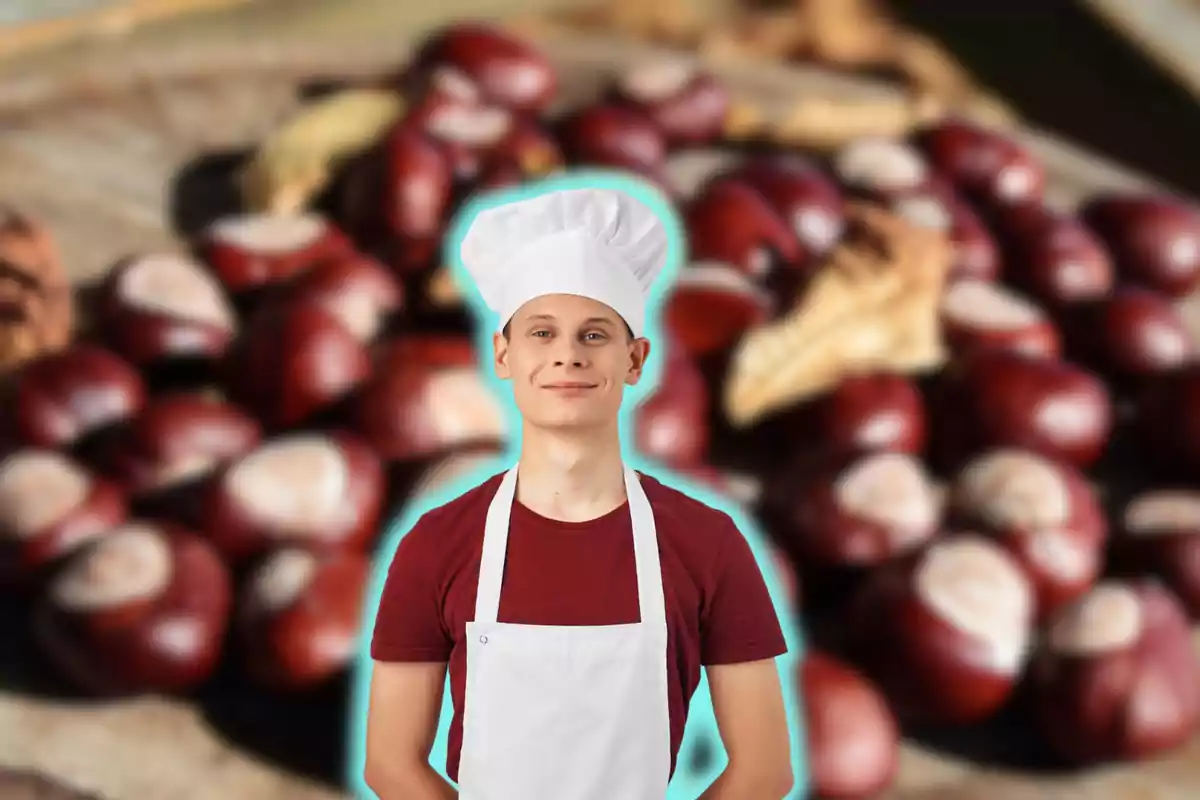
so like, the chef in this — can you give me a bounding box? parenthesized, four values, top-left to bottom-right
(363, 181, 796, 800)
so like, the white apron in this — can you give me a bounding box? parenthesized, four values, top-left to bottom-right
(457, 464, 672, 800)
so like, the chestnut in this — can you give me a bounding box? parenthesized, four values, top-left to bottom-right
(1115, 491, 1200, 617)
(995, 206, 1114, 310)
(8, 344, 147, 451)
(97, 252, 237, 371)
(404, 23, 557, 114)
(940, 278, 1061, 361)
(721, 157, 845, 272)
(916, 119, 1045, 208)
(1081, 194, 1200, 297)
(338, 124, 455, 275)
(661, 262, 773, 358)
(287, 254, 404, 343)
(201, 431, 384, 566)
(1066, 286, 1192, 380)
(33, 521, 232, 695)
(608, 61, 730, 146)
(807, 372, 926, 459)
(237, 548, 370, 691)
(833, 137, 936, 201)
(632, 345, 709, 468)
(766, 452, 941, 569)
(932, 350, 1112, 470)
(556, 103, 668, 176)
(93, 393, 261, 506)
(800, 652, 900, 800)
(683, 180, 800, 284)
(224, 300, 371, 431)
(950, 449, 1106, 621)
(405, 97, 514, 182)
(354, 335, 507, 462)
(844, 534, 1035, 724)
(1029, 580, 1200, 764)
(198, 212, 352, 295)
(0, 449, 126, 589)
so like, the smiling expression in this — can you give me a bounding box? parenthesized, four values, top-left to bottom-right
(493, 293, 651, 432)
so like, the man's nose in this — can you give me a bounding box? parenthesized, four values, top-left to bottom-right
(552, 339, 587, 367)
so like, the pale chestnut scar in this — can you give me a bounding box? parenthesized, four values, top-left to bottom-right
(0, 450, 91, 539)
(51, 523, 173, 612)
(225, 436, 350, 536)
(118, 253, 236, 331)
(1048, 582, 1142, 655)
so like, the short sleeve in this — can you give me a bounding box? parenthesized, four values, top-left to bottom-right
(370, 514, 455, 663)
(699, 513, 788, 666)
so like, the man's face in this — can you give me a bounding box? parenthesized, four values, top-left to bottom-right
(493, 293, 651, 432)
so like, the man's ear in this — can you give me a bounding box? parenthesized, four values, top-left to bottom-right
(493, 331, 511, 380)
(625, 338, 652, 386)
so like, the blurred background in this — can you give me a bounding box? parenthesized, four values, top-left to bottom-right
(3, 1, 1200, 799)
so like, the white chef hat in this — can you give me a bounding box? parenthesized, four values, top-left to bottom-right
(456, 184, 670, 339)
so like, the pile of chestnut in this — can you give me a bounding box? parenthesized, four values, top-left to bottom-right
(4, 18, 1200, 798)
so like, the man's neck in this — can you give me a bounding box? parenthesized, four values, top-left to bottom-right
(514, 421, 627, 524)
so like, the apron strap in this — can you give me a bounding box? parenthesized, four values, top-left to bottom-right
(473, 464, 668, 628)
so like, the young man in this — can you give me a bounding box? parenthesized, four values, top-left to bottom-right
(364, 184, 795, 800)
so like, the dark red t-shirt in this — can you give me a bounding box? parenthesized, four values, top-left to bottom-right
(370, 470, 788, 783)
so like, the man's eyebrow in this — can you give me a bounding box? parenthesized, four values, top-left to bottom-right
(583, 317, 618, 327)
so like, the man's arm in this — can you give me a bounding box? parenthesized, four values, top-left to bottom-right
(363, 661, 458, 800)
(698, 657, 795, 800)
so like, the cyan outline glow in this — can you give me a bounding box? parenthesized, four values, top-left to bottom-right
(345, 168, 810, 799)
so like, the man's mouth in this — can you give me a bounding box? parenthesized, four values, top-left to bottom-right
(542, 382, 598, 390)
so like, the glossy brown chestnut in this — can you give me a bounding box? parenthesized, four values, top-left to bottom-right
(844, 534, 1035, 724)
(684, 180, 800, 283)
(661, 262, 773, 357)
(767, 452, 941, 569)
(201, 431, 384, 566)
(995, 206, 1114, 310)
(33, 522, 232, 694)
(338, 124, 455, 275)
(800, 652, 900, 800)
(94, 393, 261, 503)
(808, 372, 926, 459)
(97, 252, 238, 369)
(287, 254, 404, 343)
(1066, 286, 1192, 379)
(224, 300, 371, 431)
(1082, 194, 1200, 297)
(237, 548, 370, 691)
(933, 350, 1112, 470)
(485, 116, 564, 180)
(916, 119, 1046, 208)
(556, 103, 668, 176)
(198, 212, 352, 295)
(608, 61, 730, 146)
(403, 90, 514, 182)
(721, 156, 845, 272)
(354, 335, 507, 462)
(950, 449, 1106, 621)
(404, 23, 557, 114)
(0, 449, 126, 589)
(632, 345, 709, 468)
(9, 344, 147, 450)
(1116, 491, 1200, 618)
(940, 279, 1061, 360)
(1029, 580, 1200, 764)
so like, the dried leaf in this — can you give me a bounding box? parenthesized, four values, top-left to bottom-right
(239, 88, 405, 215)
(426, 266, 463, 308)
(723, 203, 953, 427)
(769, 93, 945, 150)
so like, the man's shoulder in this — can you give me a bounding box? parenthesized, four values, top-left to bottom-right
(392, 470, 504, 551)
(639, 471, 741, 543)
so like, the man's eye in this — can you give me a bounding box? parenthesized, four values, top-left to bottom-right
(584, 331, 606, 341)
(531, 330, 551, 338)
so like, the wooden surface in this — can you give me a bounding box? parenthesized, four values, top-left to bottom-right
(1083, 0, 1200, 101)
(0, 1, 1196, 798)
